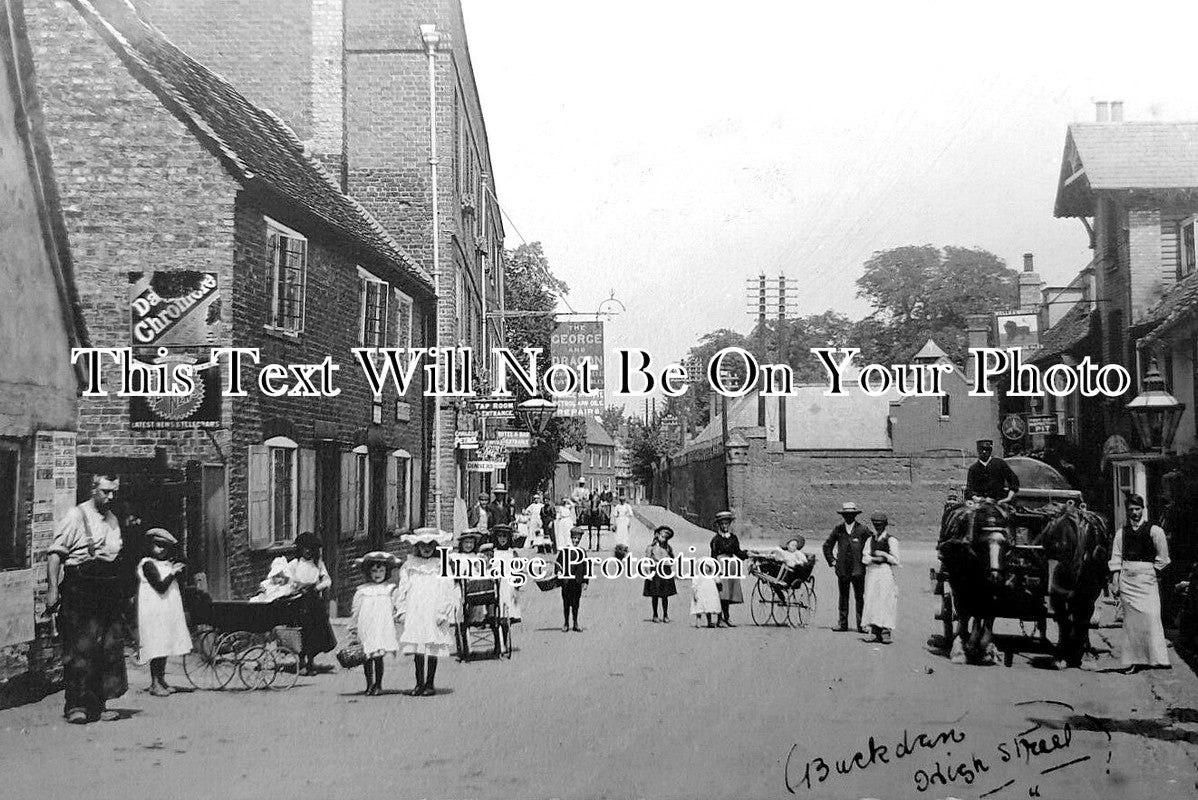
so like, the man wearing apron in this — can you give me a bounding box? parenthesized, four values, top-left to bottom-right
(45, 475, 130, 724)
(1109, 493, 1170, 673)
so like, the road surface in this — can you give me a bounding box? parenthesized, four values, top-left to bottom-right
(2, 510, 1197, 799)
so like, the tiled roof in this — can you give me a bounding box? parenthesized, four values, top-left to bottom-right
(71, 0, 433, 296)
(1137, 269, 1198, 348)
(1055, 122, 1198, 217)
(584, 416, 617, 447)
(1029, 302, 1096, 364)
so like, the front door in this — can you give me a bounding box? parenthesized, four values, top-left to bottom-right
(316, 443, 342, 611)
(201, 464, 229, 599)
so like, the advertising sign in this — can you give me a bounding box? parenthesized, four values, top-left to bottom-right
(469, 398, 516, 419)
(1026, 414, 1059, 436)
(455, 431, 480, 450)
(129, 271, 221, 347)
(995, 313, 1040, 351)
(466, 460, 507, 473)
(494, 429, 532, 450)
(549, 320, 605, 416)
(0, 569, 34, 648)
(30, 431, 75, 615)
(129, 358, 222, 429)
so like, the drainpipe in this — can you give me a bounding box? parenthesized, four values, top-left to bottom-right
(420, 23, 443, 530)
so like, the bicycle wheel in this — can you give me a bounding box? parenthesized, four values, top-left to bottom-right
(749, 578, 773, 626)
(238, 645, 277, 690)
(183, 629, 238, 690)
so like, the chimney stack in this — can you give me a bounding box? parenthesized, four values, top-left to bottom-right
(966, 314, 992, 351)
(1018, 252, 1043, 312)
(1110, 100, 1124, 122)
(1095, 100, 1110, 122)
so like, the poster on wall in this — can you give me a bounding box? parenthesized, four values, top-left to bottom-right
(995, 312, 1040, 351)
(128, 270, 221, 347)
(548, 320, 605, 416)
(0, 569, 34, 648)
(30, 431, 76, 615)
(129, 359, 222, 429)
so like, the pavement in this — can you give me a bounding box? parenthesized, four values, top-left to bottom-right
(1, 508, 1197, 799)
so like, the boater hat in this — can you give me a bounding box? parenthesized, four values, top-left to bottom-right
(402, 528, 453, 546)
(715, 510, 735, 522)
(838, 502, 861, 516)
(353, 551, 401, 570)
(492, 483, 507, 493)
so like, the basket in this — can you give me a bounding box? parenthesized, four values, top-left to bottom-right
(336, 641, 367, 669)
(535, 578, 560, 592)
(273, 626, 303, 653)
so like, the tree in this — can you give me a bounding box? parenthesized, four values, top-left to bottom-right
(599, 405, 625, 437)
(626, 417, 671, 489)
(500, 242, 579, 494)
(752, 310, 857, 382)
(854, 245, 1016, 363)
(503, 242, 569, 356)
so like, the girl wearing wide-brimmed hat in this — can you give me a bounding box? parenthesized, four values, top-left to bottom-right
(396, 529, 457, 696)
(644, 526, 678, 623)
(451, 531, 488, 626)
(861, 513, 900, 644)
(290, 531, 336, 675)
(710, 511, 749, 627)
(489, 525, 523, 623)
(137, 528, 191, 697)
(349, 552, 402, 695)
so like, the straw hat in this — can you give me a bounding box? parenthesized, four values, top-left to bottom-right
(401, 528, 453, 546)
(838, 502, 861, 516)
(353, 551, 401, 570)
(714, 510, 735, 522)
(654, 525, 675, 541)
(781, 534, 806, 550)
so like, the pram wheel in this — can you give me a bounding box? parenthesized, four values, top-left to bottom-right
(182, 626, 237, 690)
(788, 577, 817, 628)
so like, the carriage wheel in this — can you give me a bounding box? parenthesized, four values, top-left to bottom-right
(269, 644, 301, 689)
(237, 645, 278, 690)
(940, 593, 955, 649)
(750, 577, 774, 626)
(182, 629, 238, 690)
(790, 581, 816, 628)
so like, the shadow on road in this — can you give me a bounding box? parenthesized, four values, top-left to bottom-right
(1027, 713, 1198, 746)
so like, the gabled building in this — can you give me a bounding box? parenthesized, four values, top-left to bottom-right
(24, 0, 436, 606)
(135, 0, 509, 529)
(1052, 105, 1198, 526)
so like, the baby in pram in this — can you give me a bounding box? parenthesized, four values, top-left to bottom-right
(747, 535, 813, 590)
(249, 557, 297, 603)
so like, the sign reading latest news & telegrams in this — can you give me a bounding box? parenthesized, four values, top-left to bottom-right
(127, 271, 222, 429)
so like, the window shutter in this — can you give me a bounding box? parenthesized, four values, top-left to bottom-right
(248, 445, 269, 549)
(298, 448, 316, 534)
(385, 457, 399, 532)
(412, 456, 423, 527)
(340, 451, 355, 538)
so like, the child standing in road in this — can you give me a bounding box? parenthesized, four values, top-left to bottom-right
(643, 526, 678, 623)
(350, 552, 402, 696)
(137, 528, 192, 697)
(556, 527, 590, 632)
(396, 529, 457, 696)
(861, 513, 900, 644)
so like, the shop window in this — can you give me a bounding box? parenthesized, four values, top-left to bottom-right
(358, 268, 388, 348)
(266, 218, 307, 333)
(0, 443, 20, 570)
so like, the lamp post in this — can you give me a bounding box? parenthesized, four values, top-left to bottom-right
(1126, 359, 1185, 455)
(517, 396, 557, 439)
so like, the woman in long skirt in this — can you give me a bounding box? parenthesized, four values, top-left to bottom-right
(1109, 493, 1170, 673)
(612, 495, 633, 550)
(710, 511, 748, 627)
(289, 532, 336, 675)
(860, 513, 899, 644)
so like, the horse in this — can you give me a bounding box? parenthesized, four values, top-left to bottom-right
(1039, 503, 1112, 669)
(938, 500, 1011, 664)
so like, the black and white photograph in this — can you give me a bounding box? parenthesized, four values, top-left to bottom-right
(3, 1, 1198, 797)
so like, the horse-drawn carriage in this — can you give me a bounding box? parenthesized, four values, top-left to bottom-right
(935, 457, 1111, 667)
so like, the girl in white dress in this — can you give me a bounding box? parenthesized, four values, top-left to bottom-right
(860, 513, 900, 644)
(554, 498, 575, 551)
(396, 529, 458, 696)
(349, 552, 401, 696)
(137, 529, 192, 697)
(489, 525, 523, 623)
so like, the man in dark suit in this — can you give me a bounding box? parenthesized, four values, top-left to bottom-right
(965, 439, 1020, 503)
(823, 501, 870, 632)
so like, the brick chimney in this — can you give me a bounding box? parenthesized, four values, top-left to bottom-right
(965, 313, 992, 383)
(1110, 100, 1124, 122)
(1095, 101, 1110, 122)
(1018, 252, 1043, 312)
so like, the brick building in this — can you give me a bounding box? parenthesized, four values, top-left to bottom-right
(135, 0, 508, 530)
(24, 0, 437, 607)
(658, 346, 999, 537)
(0, 0, 87, 707)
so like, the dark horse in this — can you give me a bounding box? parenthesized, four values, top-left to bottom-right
(938, 500, 1010, 664)
(1039, 504, 1111, 669)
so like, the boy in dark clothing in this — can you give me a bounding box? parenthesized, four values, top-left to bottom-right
(556, 527, 590, 632)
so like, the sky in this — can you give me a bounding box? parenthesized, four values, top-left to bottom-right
(460, 0, 1198, 411)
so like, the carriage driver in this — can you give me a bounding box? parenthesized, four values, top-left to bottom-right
(966, 439, 1020, 503)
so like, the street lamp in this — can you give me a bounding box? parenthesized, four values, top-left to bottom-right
(517, 396, 557, 437)
(1127, 359, 1185, 454)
